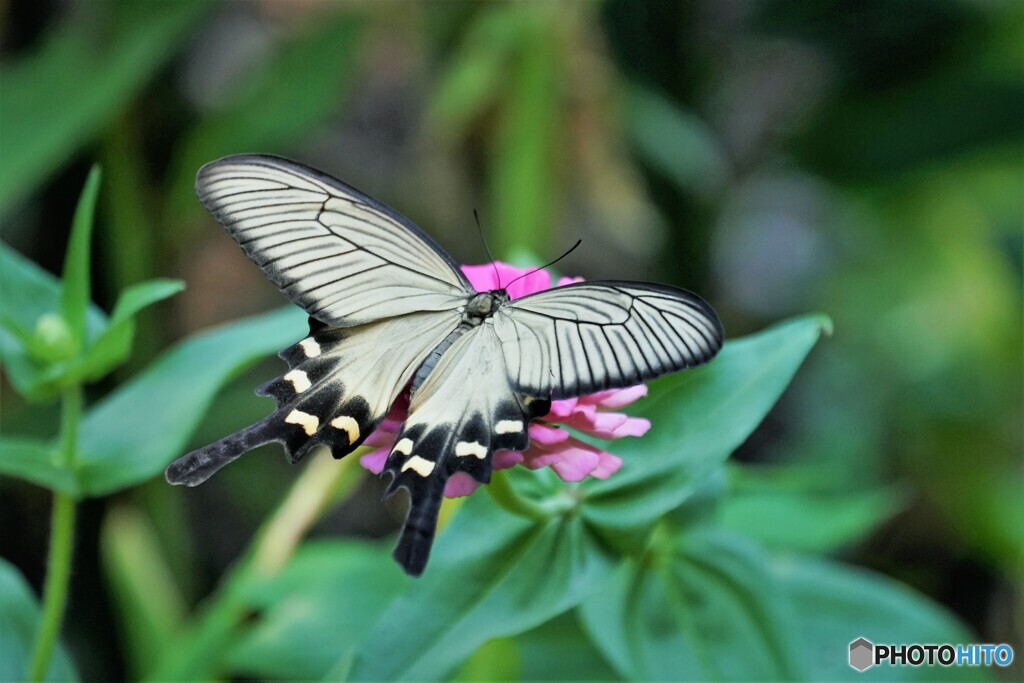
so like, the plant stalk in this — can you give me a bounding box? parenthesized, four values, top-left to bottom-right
(28, 385, 82, 682)
(145, 448, 362, 681)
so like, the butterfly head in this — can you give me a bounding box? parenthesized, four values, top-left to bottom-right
(465, 290, 509, 321)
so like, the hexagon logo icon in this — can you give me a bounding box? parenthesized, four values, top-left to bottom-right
(849, 637, 874, 671)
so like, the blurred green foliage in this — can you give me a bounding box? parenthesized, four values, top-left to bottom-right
(1, 1, 1020, 681)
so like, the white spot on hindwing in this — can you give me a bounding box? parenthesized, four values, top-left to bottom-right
(284, 369, 311, 393)
(330, 415, 360, 443)
(495, 420, 523, 434)
(391, 438, 414, 456)
(285, 409, 319, 436)
(401, 455, 436, 477)
(455, 441, 488, 459)
(299, 338, 321, 358)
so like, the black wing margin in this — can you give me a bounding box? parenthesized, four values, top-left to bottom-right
(492, 281, 723, 400)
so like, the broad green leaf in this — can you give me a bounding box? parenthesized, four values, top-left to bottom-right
(718, 465, 905, 553)
(73, 279, 185, 382)
(0, 436, 78, 496)
(100, 506, 187, 680)
(164, 14, 364, 225)
(59, 165, 101, 351)
(582, 315, 830, 551)
(515, 611, 622, 682)
(578, 529, 803, 681)
(225, 541, 409, 680)
(0, 558, 79, 682)
(774, 555, 987, 681)
(351, 487, 614, 681)
(0, 1, 209, 212)
(72, 306, 306, 497)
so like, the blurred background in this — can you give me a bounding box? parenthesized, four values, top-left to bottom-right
(1, 0, 1021, 680)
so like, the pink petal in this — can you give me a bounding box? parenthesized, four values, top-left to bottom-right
(521, 436, 604, 482)
(363, 422, 400, 447)
(546, 398, 580, 420)
(582, 384, 649, 409)
(461, 264, 500, 292)
(528, 423, 569, 445)
(444, 473, 481, 497)
(554, 408, 624, 438)
(359, 447, 389, 474)
(492, 450, 523, 470)
(612, 417, 651, 438)
(590, 451, 623, 479)
(505, 268, 553, 299)
(556, 276, 585, 287)
(549, 445, 601, 482)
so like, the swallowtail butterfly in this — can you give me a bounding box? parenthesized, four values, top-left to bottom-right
(165, 155, 723, 576)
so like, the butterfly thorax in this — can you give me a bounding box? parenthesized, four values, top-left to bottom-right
(408, 290, 509, 395)
(463, 290, 509, 326)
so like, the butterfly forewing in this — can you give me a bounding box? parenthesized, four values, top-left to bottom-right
(493, 281, 723, 399)
(196, 155, 473, 326)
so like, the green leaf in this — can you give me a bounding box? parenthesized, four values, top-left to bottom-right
(0, 1, 209, 212)
(164, 14, 364, 225)
(59, 165, 101, 351)
(582, 315, 830, 551)
(99, 506, 186, 680)
(72, 306, 306, 497)
(514, 611, 622, 682)
(351, 487, 614, 681)
(225, 541, 409, 680)
(73, 278, 185, 382)
(774, 555, 987, 681)
(0, 436, 78, 497)
(719, 465, 905, 553)
(0, 558, 79, 682)
(578, 529, 803, 681)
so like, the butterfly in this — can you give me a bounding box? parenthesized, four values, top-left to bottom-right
(165, 154, 723, 576)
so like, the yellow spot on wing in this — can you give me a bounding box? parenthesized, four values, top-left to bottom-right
(392, 438, 414, 456)
(284, 369, 311, 393)
(402, 455, 435, 477)
(455, 441, 488, 459)
(299, 338, 321, 358)
(330, 415, 360, 443)
(285, 409, 319, 436)
(495, 420, 523, 434)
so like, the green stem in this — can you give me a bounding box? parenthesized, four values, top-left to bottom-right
(145, 450, 362, 682)
(28, 386, 82, 682)
(485, 470, 577, 520)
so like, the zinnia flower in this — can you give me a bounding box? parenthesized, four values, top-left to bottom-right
(360, 262, 651, 497)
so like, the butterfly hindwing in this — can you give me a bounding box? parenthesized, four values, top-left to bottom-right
(165, 309, 462, 486)
(381, 326, 548, 576)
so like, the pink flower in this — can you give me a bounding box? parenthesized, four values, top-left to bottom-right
(360, 262, 651, 497)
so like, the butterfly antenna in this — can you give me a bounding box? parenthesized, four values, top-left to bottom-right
(473, 209, 502, 288)
(503, 239, 583, 291)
